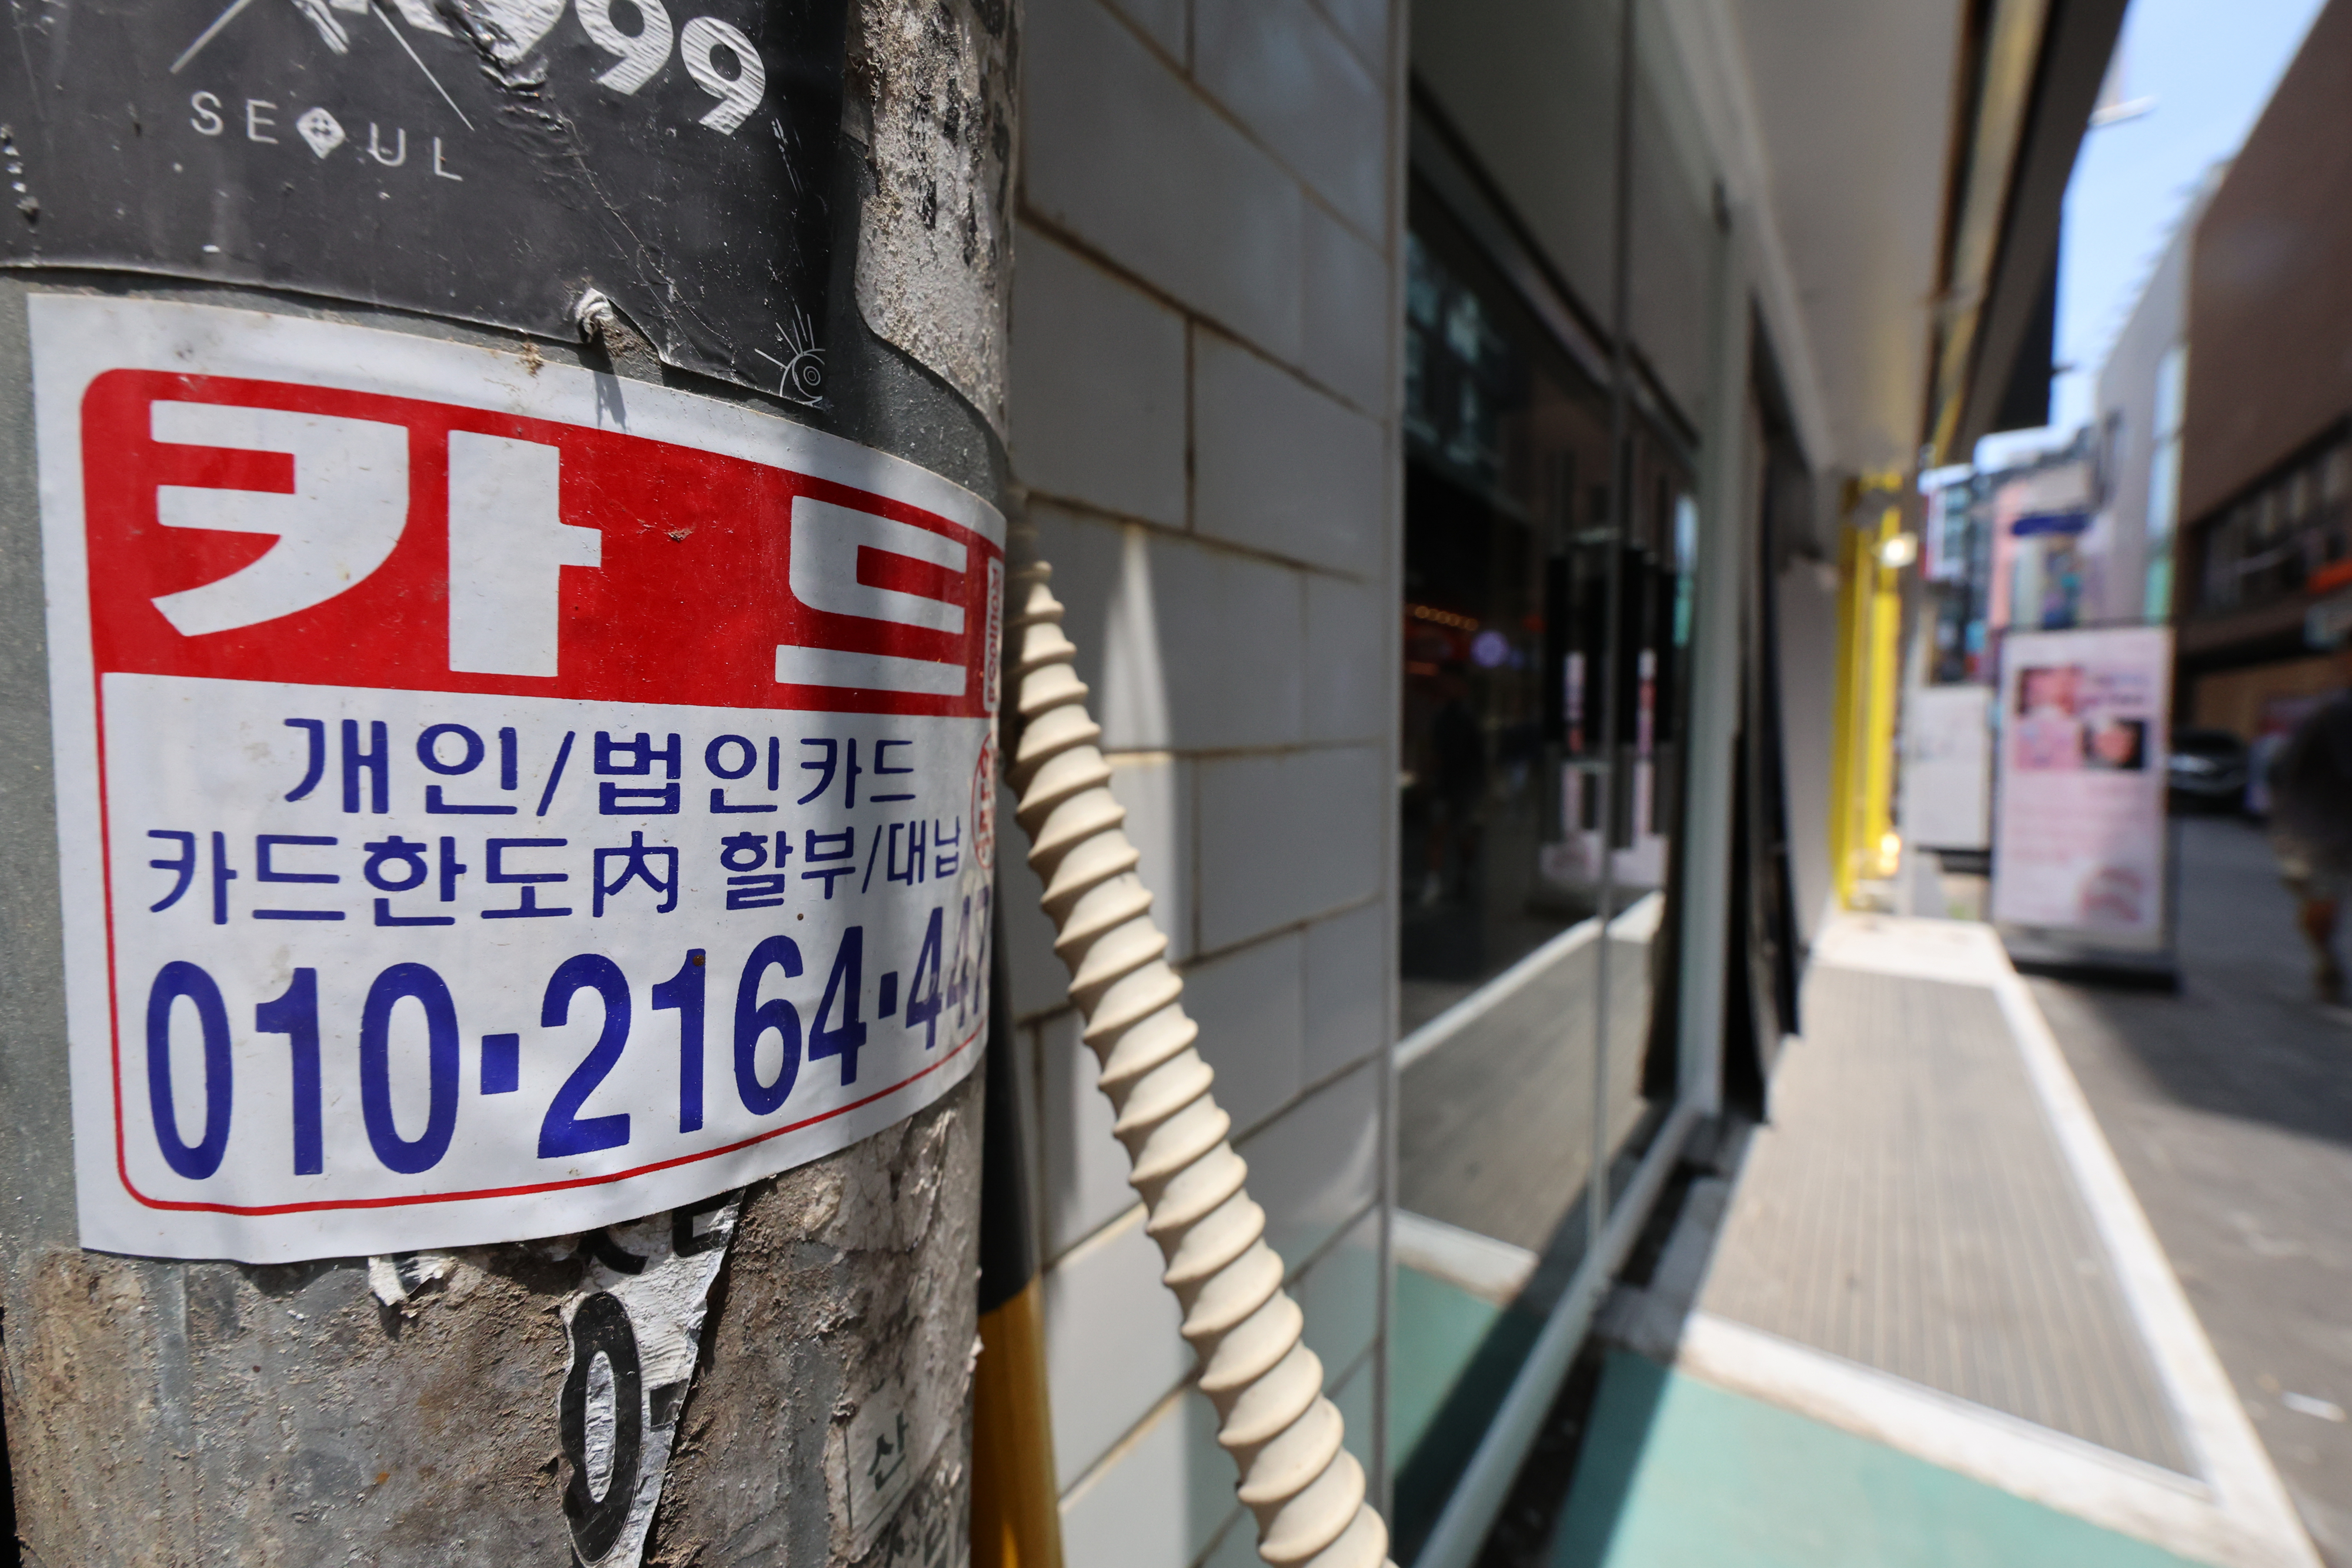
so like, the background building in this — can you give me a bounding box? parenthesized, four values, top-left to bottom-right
(2177, 0, 2352, 738)
(2089, 175, 2210, 631)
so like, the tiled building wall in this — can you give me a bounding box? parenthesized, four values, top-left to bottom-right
(1001, 0, 1403, 1562)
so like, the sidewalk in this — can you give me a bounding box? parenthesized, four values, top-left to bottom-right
(1541, 911, 2320, 1568)
(2027, 815, 2352, 1562)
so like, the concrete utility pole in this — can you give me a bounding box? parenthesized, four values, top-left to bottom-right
(0, 0, 1014, 1562)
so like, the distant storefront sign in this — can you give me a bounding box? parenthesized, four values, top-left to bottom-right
(2305, 586, 2352, 650)
(2009, 511, 2093, 538)
(1900, 685, 1993, 852)
(1990, 625, 2174, 954)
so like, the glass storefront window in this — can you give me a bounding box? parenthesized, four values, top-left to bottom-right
(1400, 192, 1619, 1025)
(1390, 166, 1699, 1559)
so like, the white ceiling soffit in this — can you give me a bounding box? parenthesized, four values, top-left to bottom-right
(1655, 0, 1967, 478)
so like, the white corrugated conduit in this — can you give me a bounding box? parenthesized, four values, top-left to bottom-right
(1005, 523, 1395, 1568)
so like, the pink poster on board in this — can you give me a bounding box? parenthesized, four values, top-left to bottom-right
(1990, 625, 2174, 949)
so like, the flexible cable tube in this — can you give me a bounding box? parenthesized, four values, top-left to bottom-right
(1006, 523, 1395, 1568)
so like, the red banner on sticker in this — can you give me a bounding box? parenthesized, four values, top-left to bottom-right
(81, 371, 999, 717)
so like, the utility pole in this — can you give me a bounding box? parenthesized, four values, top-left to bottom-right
(0, 1, 1013, 1562)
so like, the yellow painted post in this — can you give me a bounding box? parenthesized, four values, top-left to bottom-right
(972, 1279, 1064, 1568)
(1828, 483, 1910, 907)
(1862, 506, 1905, 880)
(1828, 519, 1865, 908)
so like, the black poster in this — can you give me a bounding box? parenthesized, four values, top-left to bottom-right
(0, 0, 845, 400)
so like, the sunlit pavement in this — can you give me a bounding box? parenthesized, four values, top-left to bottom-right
(1521, 894, 2325, 1568)
(1548, 1349, 2204, 1568)
(2029, 815, 2352, 1563)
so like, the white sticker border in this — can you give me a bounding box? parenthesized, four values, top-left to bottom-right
(29, 293, 998, 1262)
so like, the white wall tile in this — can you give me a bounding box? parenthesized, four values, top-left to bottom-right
(1063, 1215, 1379, 1568)
(1026, 0, 1305, 359)
(1024, 502, 1121, 693)
(1044, 1208, 1191, 1490)
(1143, 537, 1308, 749)
(1034, 505, 1307, 753)
(1110, 752, 1195, 962)
(1000, 781, 1074, 1023)
(1181, 931, 1305, 1137)
(1236, 1061, 1380, 1270)
(1005, 0, 1403, 1512)
(1039, 1012, 1137, 1263)
(1194, 333, 1384, 575)
(1302, 899, 1387, 1082)
(1305, 570, 1386, 743)
(1195, 0, 1387, 237)
(1309, 0, 1390, 79)
(1057, 1390, 1235, 1568)
(1297, 1206, 1381, 1377)
(1302, 201, 1394, 416)
(1104, 0, 1188, 64)
(1197, 746, 1383, 950)
(1012, 226, 1190, 527)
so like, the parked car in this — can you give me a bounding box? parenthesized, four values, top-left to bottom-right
(2166, 727, 2251, 811)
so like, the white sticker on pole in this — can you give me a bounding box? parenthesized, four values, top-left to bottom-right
(31, 296, 1001, 1262)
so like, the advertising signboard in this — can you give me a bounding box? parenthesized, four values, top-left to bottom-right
(34, 295, 1000, 1262)
(1990, 624, 2173, 956)
(1900, 684, 1994, 852)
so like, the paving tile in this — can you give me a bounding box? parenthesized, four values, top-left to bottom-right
(1011, 226, 1189, 527)
(1195, 0, 1387, 236)
(1699, 964, 2189, 1471)
(1194, 332, 1385, 574)
(1183, 931, 1306, 1137)
(1551, 1353, 2206, 1568)
(1197, 745, 1383, 949)
(1026, 0, 1304, 357)
(2032, 817, 2352, 1553)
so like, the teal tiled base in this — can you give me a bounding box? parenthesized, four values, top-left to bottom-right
(1551, 1350, 2207, 1568)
